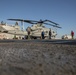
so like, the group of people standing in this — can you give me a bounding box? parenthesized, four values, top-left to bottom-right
(26, 29, 75, 40)
(41, 30, 75, 39)
(41, 29, 52, 39)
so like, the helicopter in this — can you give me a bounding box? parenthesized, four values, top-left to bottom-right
(0, 21, 28, 39)
(7, 19, 61, 39)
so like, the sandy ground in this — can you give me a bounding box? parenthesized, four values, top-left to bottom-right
(0, 42, 76, 75)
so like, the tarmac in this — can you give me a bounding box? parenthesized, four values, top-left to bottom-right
(0, 39, 76, 45)
(0, 39, 76, 75)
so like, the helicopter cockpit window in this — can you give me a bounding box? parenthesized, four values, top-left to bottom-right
(42, 26, 45, 28)
(1, 21, 5, 25)
(53, 31, 55, 33)
(15, 22, 18, 25)
(46, 31, 48, 33)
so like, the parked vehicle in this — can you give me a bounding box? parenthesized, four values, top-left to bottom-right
(62, 34, 72, 39)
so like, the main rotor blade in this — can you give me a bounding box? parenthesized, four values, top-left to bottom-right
(7, 19, 61, 28)
(8, 19, 48, 24)
(7, 19, 24, 21)
(45, 20, 59, 25)
(44, 23, 62, 28)
(7, 19, 38, 24)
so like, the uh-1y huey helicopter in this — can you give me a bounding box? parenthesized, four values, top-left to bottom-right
(7, 18, 61, 39)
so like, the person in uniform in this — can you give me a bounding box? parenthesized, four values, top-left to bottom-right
(41, 31, 45, 39)
(71, 30, 74, 39)
(49, 29, 52, 39)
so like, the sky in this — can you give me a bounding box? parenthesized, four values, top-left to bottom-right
(0, 0, 76, 38)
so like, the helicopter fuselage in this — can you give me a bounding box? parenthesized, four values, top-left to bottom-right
(26, 23, 57, 39)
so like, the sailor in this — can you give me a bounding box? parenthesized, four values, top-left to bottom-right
(49, 29, 52, 39)
(41, 31, 45, 39)
(71, 30, 74, 39)
(27, 27, 31, 39)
